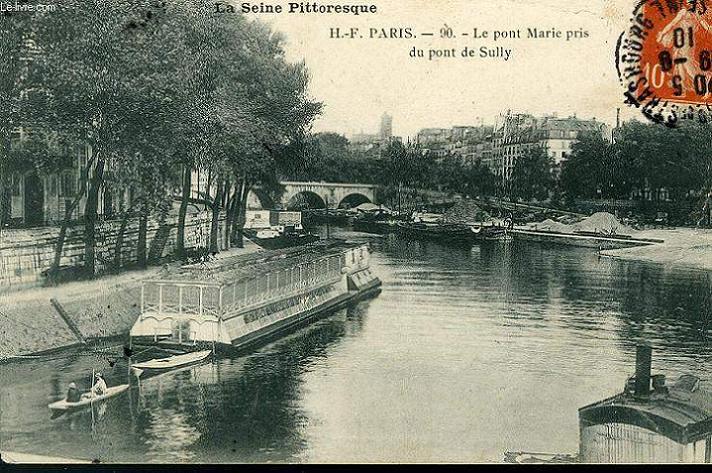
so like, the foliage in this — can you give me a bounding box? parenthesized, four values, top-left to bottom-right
(510, 146, 553, 201)
(561, 121, 712, 203)
(4, 0, 321, 269)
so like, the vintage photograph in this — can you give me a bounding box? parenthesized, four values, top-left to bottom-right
(1, 0, 712, 464)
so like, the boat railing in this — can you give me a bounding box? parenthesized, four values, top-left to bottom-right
(141, 249, 366, 321)
(222, 271, 343, 319)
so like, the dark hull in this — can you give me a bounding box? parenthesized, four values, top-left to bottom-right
(352, 219, 401, 234)
(245, 231, 320, 250)
(396, 222, 506, 244)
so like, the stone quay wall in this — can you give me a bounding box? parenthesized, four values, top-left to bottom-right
(0, 211, 227, 291)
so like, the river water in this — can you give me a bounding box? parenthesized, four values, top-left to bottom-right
(1, 227, 711, 463)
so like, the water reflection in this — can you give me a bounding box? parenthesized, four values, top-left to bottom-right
(126, 306, 368, 463)
(1, 230, 711, 463)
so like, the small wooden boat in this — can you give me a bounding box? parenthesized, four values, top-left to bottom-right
(131, 349, 212, 371)
(48, 384, 130, 412)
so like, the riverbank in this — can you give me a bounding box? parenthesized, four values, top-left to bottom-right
(601, 228, 712, 271)
(0, 241, 262, 361)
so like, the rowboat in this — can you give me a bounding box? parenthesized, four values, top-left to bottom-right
(48, 384, 130, 412)
(131, 349, 212, 371)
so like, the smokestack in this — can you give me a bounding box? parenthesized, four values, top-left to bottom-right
(634, 344, 652, 398)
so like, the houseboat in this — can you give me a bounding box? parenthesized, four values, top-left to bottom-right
(578, 345, 712, 463)
(129, 240, 381, 351)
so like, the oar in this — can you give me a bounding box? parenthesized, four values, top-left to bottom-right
(90, 368, 95, 433)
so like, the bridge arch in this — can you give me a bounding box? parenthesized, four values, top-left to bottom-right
(338, 193, 372, 209)
(286, 191, 326, 210)
(279, 181, 377, 209)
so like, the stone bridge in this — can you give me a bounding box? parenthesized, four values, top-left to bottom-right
(249, 181, 377, 210)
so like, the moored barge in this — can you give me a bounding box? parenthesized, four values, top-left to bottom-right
(396, 221, 508, 243)
(129, 240, 381, 351)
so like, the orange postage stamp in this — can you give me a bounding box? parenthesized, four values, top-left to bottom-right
(617, 0, 712, 126)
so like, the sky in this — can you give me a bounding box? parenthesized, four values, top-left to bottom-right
(246, 0, 637, 139)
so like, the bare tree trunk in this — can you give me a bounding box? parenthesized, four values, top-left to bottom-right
(137, 199, 148, 268)
(176, 162, 192, 259)
(234, 181, 250, 249)
(205, 168, 213, 211)
(209, 179, 224, 253)
(230, 179, 244, 244)
(0, 137, 10, 228)
(224, 182, 237, 250)
(112, 187, 135, 271)
(113, 211, 130, 271)
(49, 155, 95, 281)
(84, 157, 105, 278)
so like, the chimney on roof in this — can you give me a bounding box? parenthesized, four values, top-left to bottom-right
(634, 344, 652, 398)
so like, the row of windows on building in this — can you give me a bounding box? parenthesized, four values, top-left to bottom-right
(9, 171, 79, 198)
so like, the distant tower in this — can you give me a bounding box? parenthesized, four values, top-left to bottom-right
(380, 112, 393, 139)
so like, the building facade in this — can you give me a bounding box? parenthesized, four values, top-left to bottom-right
(5, 141, 124, 227)
(379, 112, 393, 140)
(491, 112, 609, 185)
(416, 125, 493, 164)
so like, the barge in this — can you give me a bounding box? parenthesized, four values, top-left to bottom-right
(396, 221, 508, 244)
(129, 240, 381, 351)
(243, 225, 319, 250)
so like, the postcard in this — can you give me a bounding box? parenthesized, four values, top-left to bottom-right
(1, 0, 711, 465)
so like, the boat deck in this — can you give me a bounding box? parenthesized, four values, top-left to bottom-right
(147, 239, 361, 286)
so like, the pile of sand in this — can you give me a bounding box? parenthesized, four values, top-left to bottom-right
(533, 218, 575, 233)
(572, 212, 636, 235)
(526, 212, 637, 235)
(440, 200, 492, 224)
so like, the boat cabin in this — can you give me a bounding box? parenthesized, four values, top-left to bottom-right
(578, 345, 712, 463)
(131, 241, 375, 348)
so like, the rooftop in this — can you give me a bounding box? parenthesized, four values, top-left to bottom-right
(145, 239, 362, 287)
(579, 373, 712, 443)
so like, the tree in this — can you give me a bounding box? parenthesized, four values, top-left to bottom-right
(23, 0, 320, 269)
(511, 146, 554, 201)
(382, 140, 426, 212)
(616, 120, 711, 202)
(0, 12, 36, 227)
(30, 0, 183, 276)
(220, 19, 320, 249)
(559, 132, 635, 202)
(463, 161, 497, 198)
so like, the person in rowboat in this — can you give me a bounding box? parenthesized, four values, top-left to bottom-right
(81, 372, 108, 399)
(65, 382, 81, 403)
